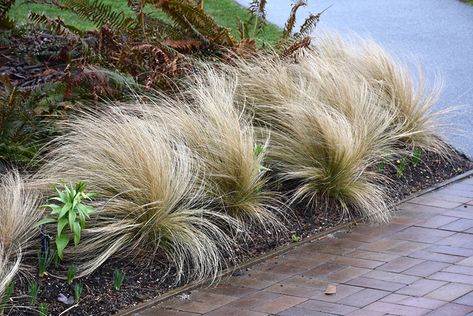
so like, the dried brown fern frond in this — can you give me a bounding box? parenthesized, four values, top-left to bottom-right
(293, 5, 331, 41)
(282, 0, 306, 40)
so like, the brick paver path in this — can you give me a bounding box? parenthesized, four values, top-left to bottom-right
(137, 177, 473, 316)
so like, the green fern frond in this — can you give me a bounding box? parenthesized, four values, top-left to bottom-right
(58, 0, 136, 31)
(153, 0, 236, 47)
(282, 0, 306, 39)
(28, 12, 82, 36)
(0, 0, 15, 28)
(0, 0, 15, 17)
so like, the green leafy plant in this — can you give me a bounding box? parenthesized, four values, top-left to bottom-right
(38, 250, 55, 278)
(29, 280, 40, 306)
(113, 270, 125, 290)
(377, 162, 385, 172)
(73, 282, 82, 303)
(291, 234, 301, 242)
(396, 156, 408, 177)
(36, 182, 96, 260)
(67, 265, 77, 285)
(38, 303, 48, 316)
(0, 0, 15, 29)
(412, 147, 422, 167)
(0, 281, 14, 315)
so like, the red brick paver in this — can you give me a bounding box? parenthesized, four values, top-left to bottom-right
(135, 177, 473, 316)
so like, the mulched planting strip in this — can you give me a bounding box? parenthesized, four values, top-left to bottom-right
(6, 148, 472, 316)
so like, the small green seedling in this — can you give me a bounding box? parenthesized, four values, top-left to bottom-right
(376, 162, 385, 173)
(113, 270, 125, 290)
(38, 303, 48, 316)
(74, 282, 83, 303)
(412, 147, 422, 167)
(0, 281, 15, 315)
(29, 280, 40, 306)
(67, 265, 77, 285)
(396, 156, 408, 177)
(291, 234, 301, 242)
(38, 250, 55, 278)
(254, 143, 270, 172)
(36, 181, 96, 260)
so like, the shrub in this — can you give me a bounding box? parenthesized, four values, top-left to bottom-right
(35, 108, 239, 282)
(0, 170, 42, 300)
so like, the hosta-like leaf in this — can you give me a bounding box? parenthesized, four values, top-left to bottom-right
(59, 201, 72, 218)
(57, 217, 69, 237)
(68, 207, 76, 231)
(34, 217, 57, 228)
(73, 222, 81, 246)
(56, 235, 70, 260)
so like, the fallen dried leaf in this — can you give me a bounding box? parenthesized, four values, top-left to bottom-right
(324, 284, 336, 295)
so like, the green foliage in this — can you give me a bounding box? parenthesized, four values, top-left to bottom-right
(377, 162, 385, 172)
(38, 249, 55, 277)
(67, 265, 77, 284)
(38, 303, 48, 316)
(113, 269, 125, 290)
(0, 281, 14, 315)
(73, 282, 82, 303)
(28, 280, 40, 306)
(291, 234, 301, 242)
(155, 0, 236, 46)
(28, 12, 82, 36)
(412, 147, 422, 167)
(0, 79, 66, 164)
(37, 182, 96, 260)
(237, 0, 266, 39)
(396, 156, 408, 177)
(0, 0, 15, 29)
(60, 0, 136, 31)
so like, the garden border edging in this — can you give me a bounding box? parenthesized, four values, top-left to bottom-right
(119, 168, 473, 316)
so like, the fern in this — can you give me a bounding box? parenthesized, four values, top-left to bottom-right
(293, 6, 331, 41)
(143, 14, 183, 39)
(154, 0, 236, 47)
(0, 0, 15, 17)
(0, 0, 15, 29)
(54, 0, 137, 31)
(28, 12, 82, 37)
(282, 0, 306, 39)
(240, 0, 267, 39)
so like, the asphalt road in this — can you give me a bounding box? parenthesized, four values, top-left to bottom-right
(237, 0, 473, 157)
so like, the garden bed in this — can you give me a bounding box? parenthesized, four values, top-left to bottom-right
(7, 148, 471, 316)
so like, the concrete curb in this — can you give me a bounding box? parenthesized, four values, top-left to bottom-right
(119, 168, 473, 316)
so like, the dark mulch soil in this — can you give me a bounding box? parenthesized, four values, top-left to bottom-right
(6, 147, 472, 316)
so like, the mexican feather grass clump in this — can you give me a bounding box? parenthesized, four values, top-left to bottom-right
(313, 34, 448, 154)
(0, 170, 42, 298)
(35, 109, 240, 281)
(231, 33, 448, 222)
(158, 67, 284, 230)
